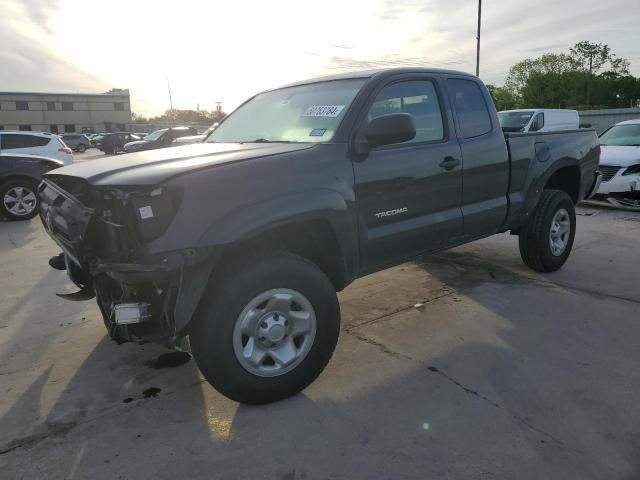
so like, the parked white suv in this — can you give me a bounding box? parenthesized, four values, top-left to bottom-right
(0, 131, 74, 165)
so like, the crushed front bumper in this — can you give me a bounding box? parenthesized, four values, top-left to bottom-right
(39, 177, 219, 348)
(596, 168, 639, 196)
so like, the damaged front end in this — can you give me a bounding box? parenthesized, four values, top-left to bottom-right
(39, 175, 215, 348)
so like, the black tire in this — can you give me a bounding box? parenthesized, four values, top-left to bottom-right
(190, 251, 340, 404)
(0, 179, 40, 221)
(77, 144, 86, 153)
(519, 189, 576, 272)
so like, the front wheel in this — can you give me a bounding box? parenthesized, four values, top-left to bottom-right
(190, 252, 341, 404)
(518, 189, 576, 272)
(0, 179, 40, 220)
(77, 144, 86, 153)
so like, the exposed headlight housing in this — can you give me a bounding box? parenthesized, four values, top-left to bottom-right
(130, 187, 182, 241)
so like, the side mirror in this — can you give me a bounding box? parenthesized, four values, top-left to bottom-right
(365, 113, 416, 148)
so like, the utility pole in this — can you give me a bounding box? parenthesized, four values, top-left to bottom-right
(476, 0, 482, 77)
(167, 77, 174, 111)
(586, 53, 594, 106)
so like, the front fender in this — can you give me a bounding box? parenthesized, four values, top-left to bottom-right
(172, 189, 358, 334)
(197, 188, 351, 246)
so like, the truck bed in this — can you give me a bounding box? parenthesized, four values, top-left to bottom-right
(503, 129, 600, 229)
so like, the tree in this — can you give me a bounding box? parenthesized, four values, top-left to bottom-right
(569, 41, 610, 75)
(486, 84, 517, 110)
(130, 108, 227, 124)
(131, 112, 148, 123)
(569, 41, 631, 104)
(502, 41, 637, 109)
(135, 108, 227, 124)
(504, 53, 577, 104)
(608, 57, 631, 76)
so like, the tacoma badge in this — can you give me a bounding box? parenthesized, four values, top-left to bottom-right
(374, 207, 408, 219)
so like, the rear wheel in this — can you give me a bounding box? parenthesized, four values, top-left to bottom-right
(190, 251, 340, 404)
(0, 179, 39, 221)
(77, 144, 86, 153)
(518, 190, 576, 272)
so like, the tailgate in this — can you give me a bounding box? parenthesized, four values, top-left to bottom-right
(38, 179, 95, 267)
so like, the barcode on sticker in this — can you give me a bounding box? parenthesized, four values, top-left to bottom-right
(303, 105, 345, 117)
(139, 205, 154, 219)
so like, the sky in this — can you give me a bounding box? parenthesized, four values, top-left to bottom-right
(2, 0, 639, 117)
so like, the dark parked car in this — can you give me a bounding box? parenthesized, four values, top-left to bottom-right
(95, 132, 141, 154)
(122, 127, 198, 153)
(1, 153, 62, 220)
(61, 134, 92, 153)
(89, 133, 106, 146)
(39, 68, 601, 404)
(173, 123, 220, 145)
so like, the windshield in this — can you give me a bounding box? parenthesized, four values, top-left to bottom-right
(599, 124, 640, 146)
(145, 129, 167, 142)
(498, 111, 534, 130)
(207, 79, 365, 143)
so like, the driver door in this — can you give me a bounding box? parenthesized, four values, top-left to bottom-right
(353, 76, 464, 273)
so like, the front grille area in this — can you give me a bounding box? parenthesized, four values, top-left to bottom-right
(600, 165, 622, 182)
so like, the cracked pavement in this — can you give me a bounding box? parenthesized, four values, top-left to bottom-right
(1, 199, 639, 479)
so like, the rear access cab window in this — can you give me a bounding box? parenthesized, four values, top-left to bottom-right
(447, 78, 492, 138)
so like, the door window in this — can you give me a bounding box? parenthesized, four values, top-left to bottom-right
(531, 112, 545, 131)
(447, 79, 492, 138)
(368, 80, 444, 144)
(1, 134, 50, 149)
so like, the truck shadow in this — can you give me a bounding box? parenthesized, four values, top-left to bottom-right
(224, 236, 640, 478)
(0, 216, 40, 253)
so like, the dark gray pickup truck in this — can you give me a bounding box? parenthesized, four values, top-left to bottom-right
(39, 68, 601, 404)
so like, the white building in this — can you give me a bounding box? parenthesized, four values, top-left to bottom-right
(0, 89, 132, 134)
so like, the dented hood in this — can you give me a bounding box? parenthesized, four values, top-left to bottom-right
(44, 142, 314, 186)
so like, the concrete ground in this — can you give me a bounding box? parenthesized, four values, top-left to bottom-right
(1, 152, 639, 479)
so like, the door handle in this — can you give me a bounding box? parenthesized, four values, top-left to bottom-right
(439, 156, 460, 171)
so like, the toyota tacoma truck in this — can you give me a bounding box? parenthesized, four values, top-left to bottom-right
(38, 68, 601, 404)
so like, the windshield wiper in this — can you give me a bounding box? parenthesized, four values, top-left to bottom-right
(244, 138, 295, 144)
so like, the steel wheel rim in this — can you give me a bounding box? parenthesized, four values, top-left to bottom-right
(3, 186, 37, 216)
(232, 288, 317, 378)
(549, 208, 571, 256)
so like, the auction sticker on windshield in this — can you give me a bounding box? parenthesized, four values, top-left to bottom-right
(303, 105, 345, 117)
